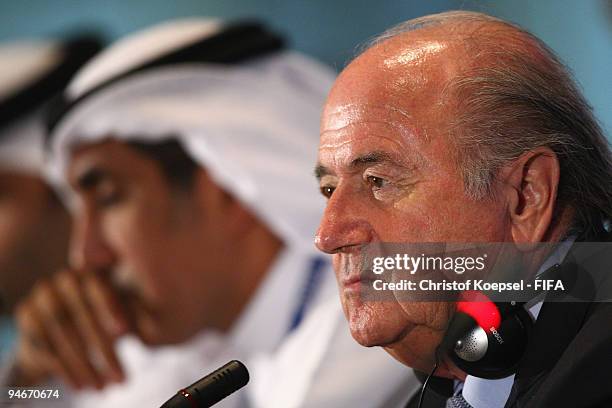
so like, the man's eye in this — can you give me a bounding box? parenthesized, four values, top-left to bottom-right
(366, 175, 387, 189)
(320, 185, 336, 199)
(94, 191, 122, 207)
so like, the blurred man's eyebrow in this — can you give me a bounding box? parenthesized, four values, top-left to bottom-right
(315, 151, 398, 180)
(76, 167, 109, 190)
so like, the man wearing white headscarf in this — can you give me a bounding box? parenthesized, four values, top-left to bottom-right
(0, 36, 100, 362)
(3, 19, 417, 407)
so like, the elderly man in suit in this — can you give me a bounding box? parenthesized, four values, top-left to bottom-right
(315, 10, 612, 407)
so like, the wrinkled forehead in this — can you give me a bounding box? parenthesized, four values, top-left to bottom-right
(318, 31, 469, 173)
(323, 36, 463, 150)
(328, 31, 464, 109)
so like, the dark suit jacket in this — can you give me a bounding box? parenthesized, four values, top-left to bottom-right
(505, 239, 612, 407)
(406, 235, 612, 408)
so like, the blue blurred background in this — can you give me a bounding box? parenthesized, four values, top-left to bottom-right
(0, 0, 610, 135)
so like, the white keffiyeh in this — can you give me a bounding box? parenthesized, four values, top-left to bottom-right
(0, 41, 63, 174)
(47, 19, 336, 248)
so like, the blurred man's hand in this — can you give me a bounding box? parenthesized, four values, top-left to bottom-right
(13, 270, 128, 389)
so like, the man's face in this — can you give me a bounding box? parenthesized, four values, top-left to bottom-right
(67, 139, 233, 345)
(315, 33, 511, 374)
(0, 172, 68, 312)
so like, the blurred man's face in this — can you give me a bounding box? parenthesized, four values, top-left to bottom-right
(67, 139, 236, 345)
(315, 32, 511, 375)
(0, 171, 69, 312)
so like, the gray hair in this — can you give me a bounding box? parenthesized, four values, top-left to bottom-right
(368, 11, 612, 240)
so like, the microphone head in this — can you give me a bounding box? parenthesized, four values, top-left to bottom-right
(161, 360, 249, 408)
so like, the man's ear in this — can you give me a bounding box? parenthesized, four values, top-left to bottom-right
(500, 147, 560, 243)
(192, 169, 255, 237)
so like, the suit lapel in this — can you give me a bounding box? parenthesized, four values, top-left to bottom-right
(505, 239, 612, 407)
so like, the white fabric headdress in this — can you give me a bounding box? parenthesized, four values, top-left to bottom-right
(48, 19, 335, 248)
(0, 41, 62, 174)
(0, 37, 102, 175)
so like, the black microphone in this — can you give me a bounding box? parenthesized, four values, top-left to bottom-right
(160, 360, 249, 408)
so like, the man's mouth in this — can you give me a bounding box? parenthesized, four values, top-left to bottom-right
(341, 274, 376, 293)
(336, 252, 379, 294)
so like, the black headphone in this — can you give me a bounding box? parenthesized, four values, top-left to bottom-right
(435, 220, 612, 382)
(439, 291, 535, 379)
(45, 21, 285, 139)
(417, 292, 537, 408)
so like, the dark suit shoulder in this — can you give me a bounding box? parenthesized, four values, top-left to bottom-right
(510, 302, 612, 407)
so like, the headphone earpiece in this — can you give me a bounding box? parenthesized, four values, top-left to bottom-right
(441, 291, 534, 379)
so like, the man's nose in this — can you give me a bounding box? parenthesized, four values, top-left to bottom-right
(69, 213, 116, 272)
(315, 186, 373, 254)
